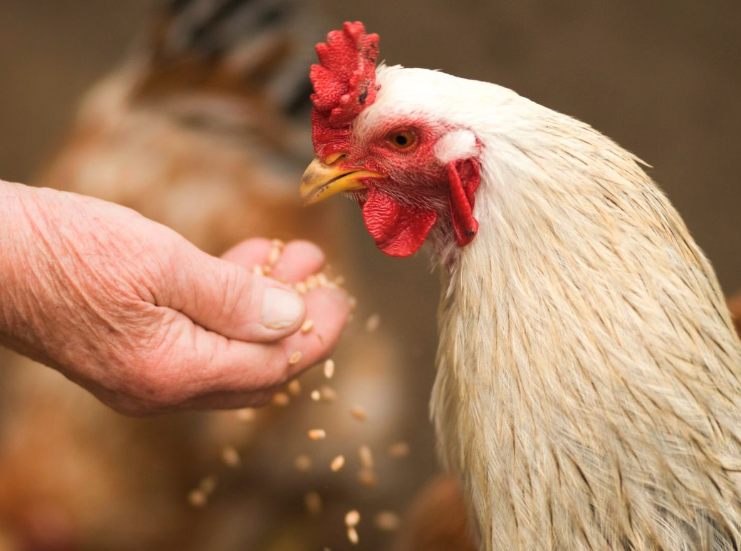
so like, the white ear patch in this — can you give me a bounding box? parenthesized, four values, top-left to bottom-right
(434, 129, 477, 164)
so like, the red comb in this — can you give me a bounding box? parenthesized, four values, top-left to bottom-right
(310, 21, 379, 158)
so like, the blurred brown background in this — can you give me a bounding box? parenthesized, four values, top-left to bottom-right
(0, 1, 739, 550)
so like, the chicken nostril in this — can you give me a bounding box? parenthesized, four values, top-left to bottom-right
(324, 152, 348, 166)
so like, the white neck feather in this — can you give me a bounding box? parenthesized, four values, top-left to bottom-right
(430, 103, 741, 550)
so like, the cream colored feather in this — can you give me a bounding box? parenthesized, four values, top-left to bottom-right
(358, 66, 741, 550)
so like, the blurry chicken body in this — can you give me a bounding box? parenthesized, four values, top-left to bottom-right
(303, 23, 741, 550)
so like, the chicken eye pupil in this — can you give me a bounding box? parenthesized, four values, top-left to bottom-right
(395, 134, 408, 146)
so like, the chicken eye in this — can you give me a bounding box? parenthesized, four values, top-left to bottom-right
(387, 130, 417, 150)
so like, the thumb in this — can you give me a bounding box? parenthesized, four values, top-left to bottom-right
(164, 245, 306, 343)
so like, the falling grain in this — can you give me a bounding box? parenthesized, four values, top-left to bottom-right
(305, 491, 322, 516)
(350, 406, 367, 421)
(221, 446, 241, 468)
(301, 319, 314, 333)
(330, 455, 345, 472)
(358, 445, 374, 469)
(365, 313, 381, 332)
(308, 429, 326, 440)
(323, 359, 335, 379)
(347, 527, 359, 545)
(272, 392, 290, 406)
(345, 510, 361, 527)
(311, 390, 321, 401)
(288, 351, 302, 365)
(235, 408, 255, 422)
(358, 468, 378, 488)
(287, 379, 301, 396)
(320, 385, 337, 403)
(388, 442, 411, 458)
(375, 511, 401, 531)
(294, 455, 312, 472)
(188, 489, 207, 507)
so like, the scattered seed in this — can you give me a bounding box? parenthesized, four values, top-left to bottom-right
(317, 273, 329, 287)
(365, 313, 381, 332)
(295, 281, 308, 294)
(271, 238, 284, 249)
(272, 392, 290, 407)
(358, 468, 377, 488)
(305, 491, 322, 516)
(311, 390, 321, 401)
(323, 359, 335, 379)
(358, 445, 374, 469)
(287, 379, 301, 396)
(198, 475, 217, 495)
(301, 319, 314, 333)
(188, 489, 207, 507)
(345, 510, 361, 527)
(347, 527, 359, 545)
(252, 265, 265, 276)
(388, 442, 411, 458)
(221, 446, 241, 468)
(350, 406, 367, 421)
(294, 455, 312, 472)
(288, 351, 302, 365)
(267, 246, 281, 266)
(331, 455, 345, 472)
(308, 429, 326, 440)
(320, 385, 337, 403)
(235, 408, 255, 422)
(306, 275, 318, 290)
(375, 511, 401, 531)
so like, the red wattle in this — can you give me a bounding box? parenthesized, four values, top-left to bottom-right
(361, 189, 438, 257)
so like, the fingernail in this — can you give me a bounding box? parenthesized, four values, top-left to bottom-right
(262, 288, 304, 329)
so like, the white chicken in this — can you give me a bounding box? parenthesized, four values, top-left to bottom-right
(301, 22, 741, 551)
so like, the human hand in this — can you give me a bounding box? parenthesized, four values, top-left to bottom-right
(0, 181, 351, 415)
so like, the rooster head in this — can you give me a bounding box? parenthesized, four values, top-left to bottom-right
(300, 22, 481, 257)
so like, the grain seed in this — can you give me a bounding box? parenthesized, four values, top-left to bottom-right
(271, 238, 284, 249)
(252, 265, 265, 276)
(188, 489, 207, 507)
(330, 455, 345, 472)
(320, 385, 337, 403)
(347, 527, 359, 545)
(235, 408, 255, 422)
(287, 379, 301, 396)
(358, 468, 377, 488)
(272, 392, 290, 406)
(267, 246, 281, 266)
(358, 445, 374, 469)
(295, 281, 308, 294)
(294, 455, 312, 472)
(345, 510, 361, 527)
(301, 319, 314, 333)
(375, 511, 401, 531)
(323, 359, 335, 379)
(288, 351, 302, 365)
(350, 406, 367, 421)
(306, 275, 318, 290)
(365, 313, 381, 332)
(221, 446, 241, 468)
(311, 390, 321, 401)
(308, 429, 326, 440)
(388, 442, 411, 458)
(305, 491, 322, 516)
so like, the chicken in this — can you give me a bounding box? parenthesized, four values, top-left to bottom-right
(302, 22, 741, 551)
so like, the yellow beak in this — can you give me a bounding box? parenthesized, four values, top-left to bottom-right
(300, 157, 385, 205)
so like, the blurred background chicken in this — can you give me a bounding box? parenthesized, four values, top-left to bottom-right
(0, 1, 739, 551)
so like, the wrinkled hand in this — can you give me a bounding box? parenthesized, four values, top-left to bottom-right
(0, 182, 351, 415)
